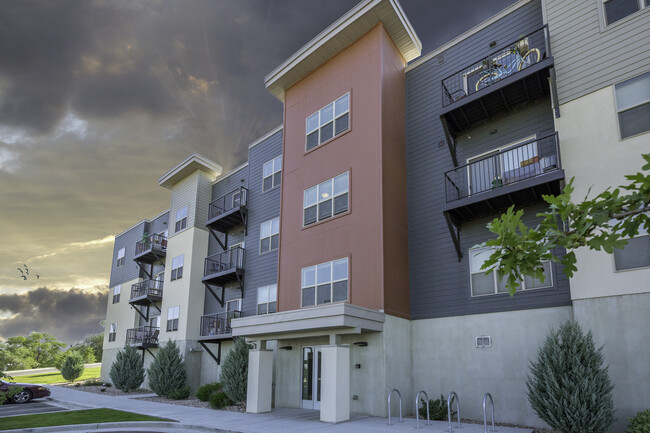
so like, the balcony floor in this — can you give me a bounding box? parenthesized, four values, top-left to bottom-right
(133, 248, 166, 264)
(197, 333, 233, 342)
(206, 206, 247, 233)
(128, 294, 163, 306)
(202, 267, 244, 286)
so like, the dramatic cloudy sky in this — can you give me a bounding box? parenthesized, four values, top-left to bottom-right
(0, 0, 515, 345)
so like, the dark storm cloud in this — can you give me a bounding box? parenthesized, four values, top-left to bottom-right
(0, 287, 108, 345)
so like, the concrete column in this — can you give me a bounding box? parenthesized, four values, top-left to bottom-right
(246, 348, 273, 413)
(320, 344, 350, 423)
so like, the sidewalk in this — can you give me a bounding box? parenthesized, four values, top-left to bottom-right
(41, 386, 535, 433)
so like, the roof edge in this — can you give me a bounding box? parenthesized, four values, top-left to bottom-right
(158, 153, 222, 189)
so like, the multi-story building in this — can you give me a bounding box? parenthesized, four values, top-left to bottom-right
(102, 0, 649, 430)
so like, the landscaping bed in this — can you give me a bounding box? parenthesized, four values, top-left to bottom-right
(58, 383, 150, 396)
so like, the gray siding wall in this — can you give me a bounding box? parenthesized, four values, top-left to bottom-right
(545, 0, 650, 104)
(109, 221, 146, 288)
(148, 212, 169, 280)
(405, 0, 571, 319)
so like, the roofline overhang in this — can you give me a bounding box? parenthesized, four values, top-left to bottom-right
(158, 153, 223, 189)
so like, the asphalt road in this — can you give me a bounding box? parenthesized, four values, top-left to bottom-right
(0, 400, 68, 417)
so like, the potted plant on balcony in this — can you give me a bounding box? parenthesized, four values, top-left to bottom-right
(492, 175, 504, 189)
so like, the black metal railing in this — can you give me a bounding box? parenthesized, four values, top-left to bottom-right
(208, 186, 248, 221)
(444, 132, 560, 203)
(135, 233, 167, 255)
(441, 25, 550, 107)
(125, 326, 159, 346)
(203, 246, 245, 277)
(130, 279, 163, 299)
(199, 311, 242, 337)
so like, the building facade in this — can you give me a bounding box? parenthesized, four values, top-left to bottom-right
(102, 0, 649, 430)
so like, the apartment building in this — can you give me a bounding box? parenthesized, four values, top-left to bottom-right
(102, 0, 649, 429)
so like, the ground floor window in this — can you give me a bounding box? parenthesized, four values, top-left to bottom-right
(167, 306, 179, 331)
(614, 235, 650, 271)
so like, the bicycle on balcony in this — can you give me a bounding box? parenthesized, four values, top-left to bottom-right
(474, 42, 541, 91)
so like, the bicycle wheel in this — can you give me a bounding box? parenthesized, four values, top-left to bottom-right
(475, 71, 500, 91)
(518, 48, 541, 71)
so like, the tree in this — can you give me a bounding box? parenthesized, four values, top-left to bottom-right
(527, 321, 615, 433)
(82, 333, 104, 362)
(54, 345, 96, 370)
(0, 333, 66, 370)
(481, 154, 650, 294)
(147, 341, 187, 398)
(220, 337, 251, 403)
(109, 345, 145, 392)
(59, 352, 85, 383)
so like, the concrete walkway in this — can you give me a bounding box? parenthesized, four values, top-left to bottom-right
(35, 386, 535, 433)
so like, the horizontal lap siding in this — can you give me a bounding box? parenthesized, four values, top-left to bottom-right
(110, 221, 146, 287)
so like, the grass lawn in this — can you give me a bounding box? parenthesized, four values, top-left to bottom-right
(9, 366, 101, 385)
(0, 408, 172, 431)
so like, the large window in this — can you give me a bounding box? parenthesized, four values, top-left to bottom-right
(306, 93, 350, 151)
(167, 306, 179, 331)
(614, 235, 650, 271)
(615, 71, 650, 139)
(263, 155, 282, 192)
(260, 217, 280, 253)
(303, 172, 349, 226)
(175, 206, 188, 232)
(469, 247, 553, 296)
(257, 284, 277, 315)
(108, 323, 117, 342)
(301, 258, 348, 307)
(603, 0, 646, 25)
(112, 284, 121, 304)
(116, 247, 125, 267)
(171, 254, 184, 280)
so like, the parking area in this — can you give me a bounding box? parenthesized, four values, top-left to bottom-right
(0, 400, 68, 417)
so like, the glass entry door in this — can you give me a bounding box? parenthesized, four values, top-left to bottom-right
(301, 347, 321, 410)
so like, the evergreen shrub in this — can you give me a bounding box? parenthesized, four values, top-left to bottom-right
(209, 391, 230, 408)
(168, 385, 191, 400)
(196, 382, 222, 402)
(109, 345, 145, 392)
(418, 394, 457, 421)
(627, 409, 650, 433)
(147, 340, 187, 398)
(220, 338, 251, 403)
(60, 352, 85, 383)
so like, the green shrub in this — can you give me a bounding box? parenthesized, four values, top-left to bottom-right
(418, 394, 457, 421)
(59, 352, 85, 383)
(196, 382, 222, 402)
(209, 391, 230, 408)
(526, 321, 615, 433)
(109, 345, 145, 392)
(0, 386, 23, 405)
(627, 409, 650, 433)
(220, 338, 251, 403)
(147, 340, 187, 398)
(82, 378, 104, 386)
(168, 385, 191, 400)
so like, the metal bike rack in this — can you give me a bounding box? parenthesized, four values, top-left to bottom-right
(415, 390, 430, 429)
(387, 389, 403, 426)
(483, 393, 496, 433)
(447, 391, 461, 432)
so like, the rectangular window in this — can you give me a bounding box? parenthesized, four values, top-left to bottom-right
(263, 155, 282, 192)
(301, 257, 348, 307)
(226, 298, 241, 312)
(303, 172, 349, 226)
(603, 0, 644, 25)
(175, 206, 188, 232)
(171, 254, 184, 280)
(614, 235, 650, 271)
(108, 323, 117, 342)
(112, 284, 121, 304)
(150, 315, 160, 329)
(260, 217, 280, 253)
(116, 247, 125, 267)
(615, 70, 650, 139)
(469, 247, 552, 296)
(257, 284, 277, 315)
(306, 93, 350, 151)
(167, 306, 179, 331)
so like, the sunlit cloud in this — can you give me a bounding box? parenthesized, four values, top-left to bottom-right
(25, 235, 114, 262)
(54, 111, 88, 140)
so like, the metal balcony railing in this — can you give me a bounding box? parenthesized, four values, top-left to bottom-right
(199, 311, 242, 337)
(203, 246, 245, 277)
(442, 25, 551, 107)
(135, 233, 167, 256)
(444, 133, 561, 203)
(125, 326, 159, 347)
(130, 279, 163, 300)
(208, 186, 248, 221)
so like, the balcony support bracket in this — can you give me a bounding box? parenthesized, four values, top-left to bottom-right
(208, 226, 228, 251)
(235, 271, 244, 292)
(152, 303, 161, 314)
(239, 209, 248, 236)
(136, 262, 153, 280)
(444, 211, 463, 262)
(133, 305, 150, 322)
(205, 283, 225, 308)
(441, 117, 458, 167)
(199, 341, 221, 365)
(144, 348, 156, 361)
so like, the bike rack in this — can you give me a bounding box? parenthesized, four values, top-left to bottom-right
(483, 393, 496, 433)
(415, 390, 430, 429)
(387, 389, 403, 426)
(447, 391, 461, 432)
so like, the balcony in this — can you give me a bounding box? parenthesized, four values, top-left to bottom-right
(440, 26, 554, 139)
(125, 326, 159, 349)
(202, 246, 245, 288)
(134, 234, 167, 264)
(129, 279, 163, 306)
(206, 187, 248, 240)
(198, 311, 242, 342)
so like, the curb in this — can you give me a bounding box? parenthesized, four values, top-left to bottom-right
(44, 397, 95, 411)
(2, 421, 237, 433)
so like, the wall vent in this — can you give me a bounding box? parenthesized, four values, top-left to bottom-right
(476, 336, 492, 348)
(437, 54, 444, 64)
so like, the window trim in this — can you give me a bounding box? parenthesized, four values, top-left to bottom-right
(116, 247, 125, 267)
(600, 0, 647, 27)
(302, 171, 350, 227)
(171, 254, 184, 281)
(226, 298, 242, 312)
(305, 92, 351, 152)
(262, 155, 283, 192)
(259, 217, 280, 254)
(613, 70, 650, 140)
(256, 284, 277, 315)
(108, 323, 117, 342)
(175, 206, 188, 233)
(166, 305, 180, 332)
(612, 233, 650, 272)
(300, 257, 349, 308)
(112, 284, 121, 304)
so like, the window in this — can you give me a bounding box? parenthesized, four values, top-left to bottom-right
(167, 306, 179, 331)
(603, 0, 645, 25)
(614, 235, 650, 271)
(469, 247, 552, 296)
(116, 247, 125, 267)
(303, 172, 349, 226)
(301, 257, 348, 307)
(175, 206, 188, 232)
(615, 71, 650, 139)
(112, 285, 121, 304)
(171, 254, 184, 280)
(226, 298, 241, 312)
(108, 323, 117, 342)
(263, 155, 282, 192)
(257, 284, 277, 315)
(306, 93, 350, 151)
(150, 315, 160, 329)
(260, 217, 280, 253)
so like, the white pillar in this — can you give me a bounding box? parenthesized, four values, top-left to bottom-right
(246, 348, 273, 413)
(320, 344, 350, 423)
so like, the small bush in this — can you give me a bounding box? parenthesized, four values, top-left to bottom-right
(168, 385, 191, 400)
(82, 378, 104, 386)
(220, 338, 251, 403)
(627, 409, 650, 433)
(60, 353, 85, 383)
(0, 386, 23, 406)
(418, 394, 457, 421)
(196, 382, 222, 402)
(147, 340, 187, 398)
(109, 345, 145, 392)
(210, 391, 230, 408)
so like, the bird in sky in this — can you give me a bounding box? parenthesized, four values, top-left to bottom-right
(17, 268, 27, 280)
(23, 264, 29, 275)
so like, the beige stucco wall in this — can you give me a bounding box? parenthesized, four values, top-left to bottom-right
(103, 276, 140, 351)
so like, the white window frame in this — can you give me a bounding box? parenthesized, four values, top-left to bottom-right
(263, 155, 282, 192)
(305, 93, 350, 151)
(614, 70, 650, 140)
(601, 0, 647, 27)
(171, 254, 184, 280)
(260, 217, 280, 253)
(175, 206, 188, 233)
(167, 306, 180, 331)
(108, 323, 117, 342)
(301, 257, 349, 307)
(149, 315, 161, 329)
(257, 284, 277, 315)
(112, 284, 121, 304)
(303, 172, 349, 226)
(116, 247, 125, 267)
(226, 298, 242, 312)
